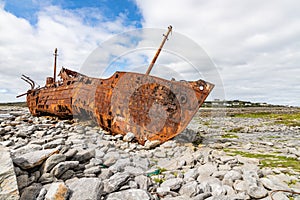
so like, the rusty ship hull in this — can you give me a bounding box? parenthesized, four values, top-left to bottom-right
(19, 26, 214, 144)
(25, 68, 213, 144)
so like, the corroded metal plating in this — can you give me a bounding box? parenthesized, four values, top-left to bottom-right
(18, 26, 214, 144)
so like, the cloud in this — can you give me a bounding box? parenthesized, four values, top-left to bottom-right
(1, 0, 299, 107)
(135, 0, 300, 106)
(0, 4, 137, 102)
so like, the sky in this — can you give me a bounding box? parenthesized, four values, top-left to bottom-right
(0, 0, 299, 106)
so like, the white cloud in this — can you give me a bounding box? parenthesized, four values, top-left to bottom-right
(135, 0, 300, 106)
(0, 5, 136, 102)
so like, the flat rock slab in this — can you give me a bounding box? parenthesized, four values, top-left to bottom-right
(106, 189, 153, 200)
(13, 148, 59, 170)
(0, 145, 19, 200)
(66, 178, 103, 200)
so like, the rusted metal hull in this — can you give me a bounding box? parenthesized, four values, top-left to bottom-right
(25, 69, 214, 144)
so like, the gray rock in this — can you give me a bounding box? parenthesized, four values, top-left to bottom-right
(179, 181, 199, 197)
(20, 183, 42, 200)
(134, 175, 152, 190)
(60, 170, 75, 181)
(17, 174, 34, 190)
(144, 140, 160, 149)
(125, 180, 136, 189)
(43, 139, 65, 149)
(45, 182, 69, 200)
(0, 140, 13, 147)
(98, 168, 113, 180)
(265, 174, 290, 190)
(0, 145, 20, 200)
(212, 171, 227, 180)
(42, 154, 66, 173)
(192, 192, 212, 200)
(38, 173, 55, 184)
(223, 170, 242, 182)
(156, 186, 171, 196)
(247, 186, 268, 199)
(13, 148, 59, 170)
(124, 166, 144, 176)
(104, 156, 118, 167)
(12, 144, 43, 157)
(36, 188, 47, 200)
(161, 178, 183, 191)
(106, 189, 153, 200)
(109, 158, 132, 172)
(163, 195, 192, 200)
(84, 166, 101, 175)
(123, 132, 135, 142)
(51, 161, 79, 178)
(0, 127, 6, 135)
(67, 178, 103, 200)
(103, 172, 131, 193)
(132, 156, 150, 170)
(64, 148, 78, 159)
(266, 192, 289, 200)
(233, 180, 248, 192)
(72, 149, 95, 163)
(154, 150, 167, 158)
(157, 158, 181, 171)
(197, 163, 218, 177)
(184, 168, 199, 181)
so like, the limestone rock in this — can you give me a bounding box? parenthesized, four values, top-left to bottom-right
(0, 145, 19, 200)
(20, 183, 42, 200)
(144, 140, 160, 149)
(134, 175, 152, 190)
(247, 186, 268, 199)
(72, 149, 95, 163)
(123, 132, 135, 142)
(13, 148, 59, 170)
(45, 182, 69, 200)
(67, 178, 103, 200)
(179, 180, 199, 197)
(161, 178, 183, 191)
(51, 161, 79, 178)
(42, 154, 67, 173)
(103, 172, 131, 193)
(106, 189, 153, 200)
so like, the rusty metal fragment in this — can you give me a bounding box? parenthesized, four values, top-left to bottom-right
(17, 26, 214, 144)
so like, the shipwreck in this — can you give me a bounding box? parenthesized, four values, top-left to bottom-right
(17, 26, 214, 144)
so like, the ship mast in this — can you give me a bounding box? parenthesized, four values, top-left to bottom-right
(145, 25, 172, 75)
(53, 48, 58, 83)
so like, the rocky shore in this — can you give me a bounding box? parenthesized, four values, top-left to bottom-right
(0, 106, 299, 200)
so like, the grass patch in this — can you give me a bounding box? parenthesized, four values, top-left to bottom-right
(203, 121, 211, 126)
(153, 177, 165, 184)
(222, 133, 239, 139)
(224, 149, 300, 172)
(0, 102, 27, 107)
(233, 112, 300, 127)
(227, 127, 243, 133)
(266, 135, 281, 139)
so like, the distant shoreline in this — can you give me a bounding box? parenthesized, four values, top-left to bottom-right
(0, 101, 298, 108)
(0, 102, 27, 107)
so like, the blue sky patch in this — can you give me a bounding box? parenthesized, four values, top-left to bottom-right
(3, 0, 143, 27)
